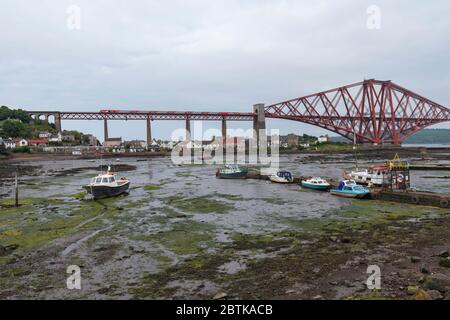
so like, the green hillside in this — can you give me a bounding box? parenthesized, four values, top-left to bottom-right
(405, 128, 450, 144)
(0, 106, 57, 138)
(330, 128, 450, 144)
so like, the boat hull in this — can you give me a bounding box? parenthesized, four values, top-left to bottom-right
(269, 177, 289, 183)
(301, 182, 330, 190)
(84, 181, 130, 199)
(216, 172, 247, 179)
(330, 190, 369, 199)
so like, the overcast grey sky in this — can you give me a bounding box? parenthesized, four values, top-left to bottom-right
(1, 0, 449, 141)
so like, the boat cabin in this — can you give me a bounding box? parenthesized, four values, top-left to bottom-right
(308, 177, 328, 185)
(276, 171, 293, 181)
(349, 165, 389, 186)
(91, 174, 117, 185)
(337, 180, 356, 190)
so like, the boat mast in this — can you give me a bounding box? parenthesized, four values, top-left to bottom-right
(353, 131, 358, 171)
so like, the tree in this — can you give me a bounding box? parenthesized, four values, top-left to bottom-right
(0, 106, 31, 123)
(1, 120, 27, 138)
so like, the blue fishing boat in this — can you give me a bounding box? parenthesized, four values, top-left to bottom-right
(330, 180, 370, 199)
(216, 164, 248, 179)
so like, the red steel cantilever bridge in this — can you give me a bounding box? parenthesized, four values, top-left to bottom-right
(27, 79, 450, 144)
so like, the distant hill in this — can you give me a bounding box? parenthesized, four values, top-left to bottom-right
(329, 129, 450, 144)
(405, 128, 450, 144)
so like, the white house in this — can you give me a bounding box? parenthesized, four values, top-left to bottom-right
(49, 133, 62, 143)
(159, 140, 180, 150)
(318, 135, 329, 143)
(15, 139, 28, 147)
(39, 131, 52, 139)
(4, 139, 16, 149)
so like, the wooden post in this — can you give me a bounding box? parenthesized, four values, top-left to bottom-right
(14, 171, 19, 207)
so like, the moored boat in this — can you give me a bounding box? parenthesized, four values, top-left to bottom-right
(216, 164, 248, 179)
(83, 166, 130, 199)
(301, 177, 330, 190)
(269, 170, 294, 184)
(344, 165, 389, 186)
(330, 180, 370, 199)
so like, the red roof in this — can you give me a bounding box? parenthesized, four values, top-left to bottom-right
(369, 165, 387, 171)
(28, 139, 48, 144)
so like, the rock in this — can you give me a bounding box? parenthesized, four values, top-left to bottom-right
(420, 264, 430, 274)
(410, 256, 421, 263)
(0, 244, 19, 256)
(313, 295, 323, 300)
(437, 250, 449, 258)
(412, 289, 431, 300)
(213, 292, 228, 300)
(423, 273, 450, 293)
(439, 257, 450, 268)
(285, 289, 295, 294)
(427, 290, 443, 300)
(407, 285, 419, 295)
(329, 236, 339, 243)
(329, 281, 338, 286)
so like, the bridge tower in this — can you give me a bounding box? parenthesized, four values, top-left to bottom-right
(146, 117, 152, 147)
(253, 103, 266, 146)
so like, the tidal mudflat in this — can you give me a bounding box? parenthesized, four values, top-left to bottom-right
(0, 155, 449, 299)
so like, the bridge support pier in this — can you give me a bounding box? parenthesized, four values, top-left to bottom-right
(222, 118, 227, 160)
(253, 104, 266, 155)
(146, 118, 152, 147)
(185, 118, 191, 141)
(55, 113, 62, 133)
(104, 119, 109, 142)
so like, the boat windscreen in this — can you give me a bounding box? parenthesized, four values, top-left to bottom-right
(278, 172, 292, 179)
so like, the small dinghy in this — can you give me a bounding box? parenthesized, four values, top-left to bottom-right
(83, 166, 130, 199)
(216, 164, 248, 179)
(301, 177, 330, 190)
(330, 180, 369, 199)
(269, 170, 294, 184)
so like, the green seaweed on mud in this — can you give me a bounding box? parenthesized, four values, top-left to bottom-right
(164, 195, 234, 214)
(143, 184, 161, 191)
(175, 171, 195, 178)
(126, 199, 450, 299)
(132, 220, 215, 256)
(279, 200, 449, 235)
(212, 192, 244, 201)
(0, 197, 110, 251)
(160, 206, 190, 219)
(70, 191, 88, 199)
